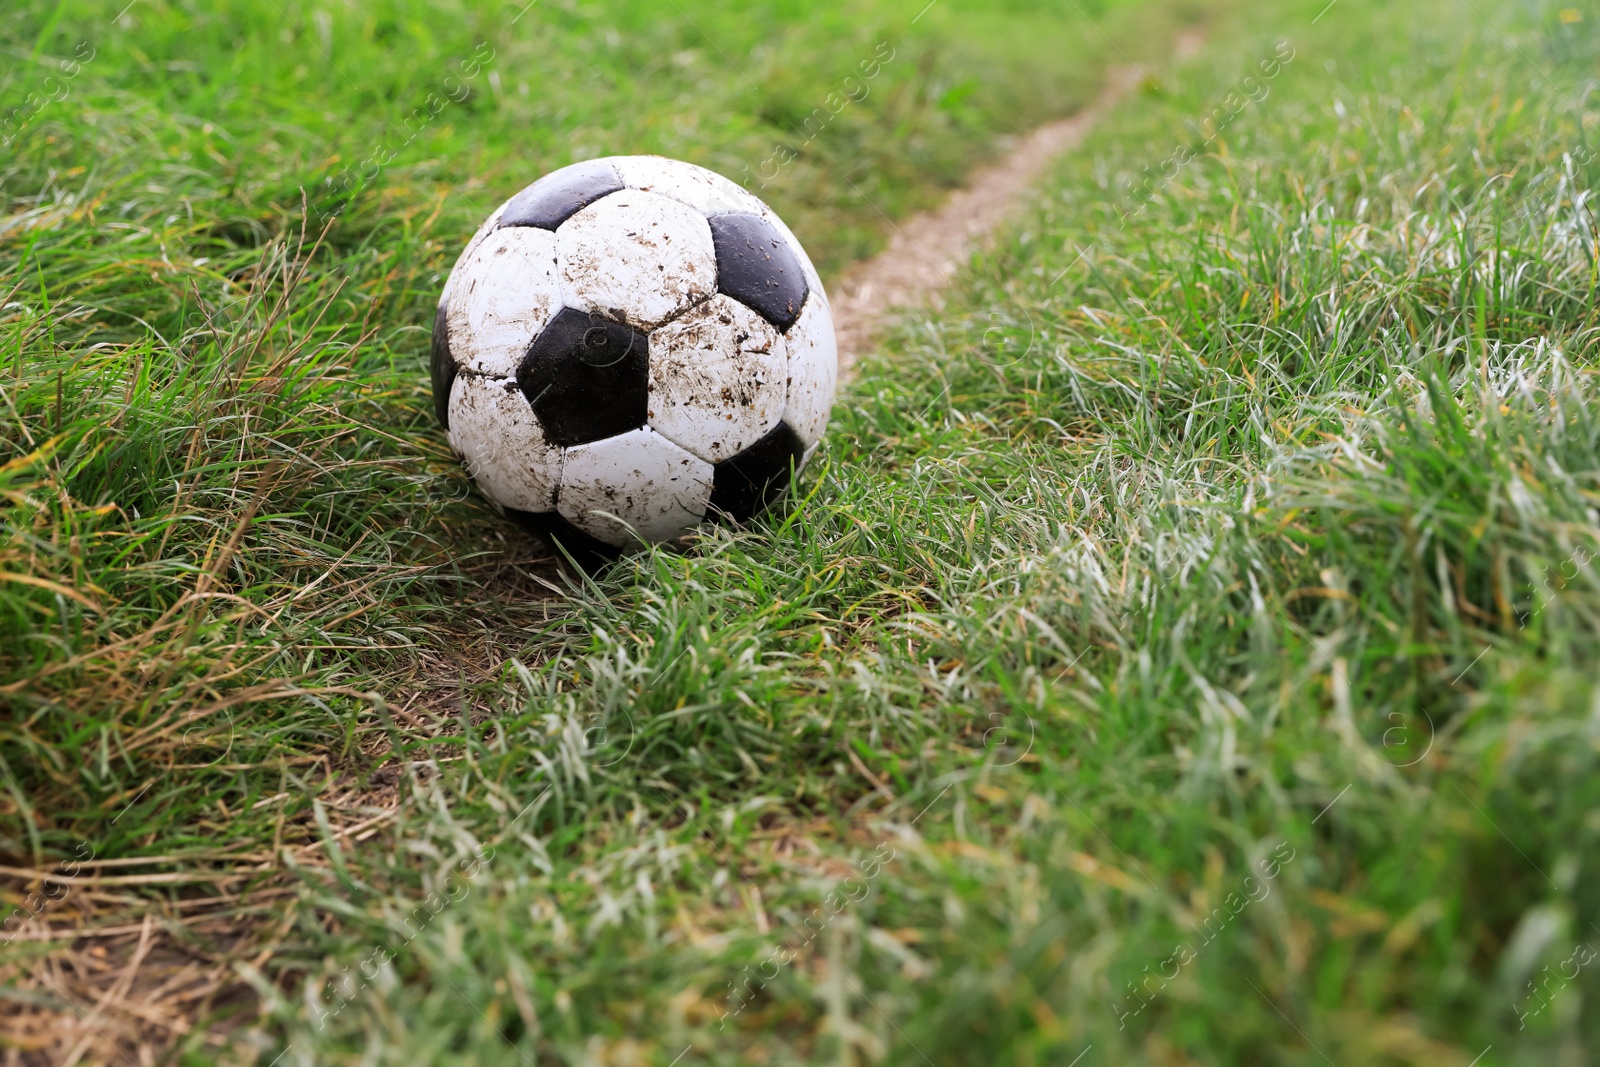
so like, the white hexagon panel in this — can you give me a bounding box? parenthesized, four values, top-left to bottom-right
(444, 226, 560, 377)
(557, 190, 717, 331)
(438, 203, 506, 310)
(558, 427, 714, 547)
(647, 295, 786, 465)
(611, 155, 767, 219)
(780, 295, 838, 450)
(446, 375, 563, 513)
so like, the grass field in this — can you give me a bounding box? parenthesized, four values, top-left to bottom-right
(1, 0, 1203, 1059)
(5, 0, 1600, 1062)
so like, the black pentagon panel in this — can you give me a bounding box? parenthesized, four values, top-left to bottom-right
(517, 306, 649, 447)
(498, 160, 625, 231)
(707, 420, 806, 523)
(504, 508, 621, 571)
(708, 213, 809, 333)
(430, 301, 456, 430)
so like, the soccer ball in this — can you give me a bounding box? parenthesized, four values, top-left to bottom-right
(431, 155, 836, 562)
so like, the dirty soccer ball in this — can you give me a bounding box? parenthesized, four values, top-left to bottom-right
(431, 155, 836, 562)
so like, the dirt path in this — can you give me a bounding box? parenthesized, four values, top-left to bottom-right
(830, 29, 1205, 380)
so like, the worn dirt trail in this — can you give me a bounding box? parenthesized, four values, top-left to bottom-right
(829, 29, 1205, 380)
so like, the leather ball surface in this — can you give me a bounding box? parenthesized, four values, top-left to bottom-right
(431, 156, 837, 557)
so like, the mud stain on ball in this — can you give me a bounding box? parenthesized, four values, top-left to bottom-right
(646, 295, 785, 465)
(557, 190, 718, 331)
(558, 427, 713, 546)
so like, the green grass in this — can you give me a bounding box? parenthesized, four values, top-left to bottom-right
(6, 0, 1600, 1063)
(0, 0, 1204, 1059)
(0, 0, 1178, 280)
